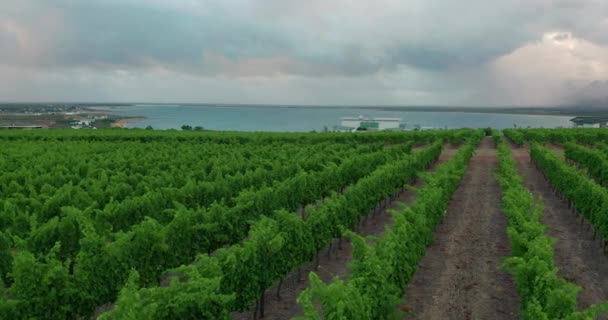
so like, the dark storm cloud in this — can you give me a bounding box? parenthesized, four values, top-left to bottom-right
(0, 0, 548, 75)
(37, 1, 292, 69)
(0, 0, 606, 105)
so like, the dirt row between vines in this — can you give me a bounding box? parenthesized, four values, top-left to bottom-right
(510, 141, 608, 319)
(233, 143, 460, 320)
(400, 136, 519, 319)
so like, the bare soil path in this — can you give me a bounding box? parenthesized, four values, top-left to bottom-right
(545, 142, 565, 159)
(233, 144, 460, 320)
(510, 142, 608, 318)
(401, 137, 520, 320)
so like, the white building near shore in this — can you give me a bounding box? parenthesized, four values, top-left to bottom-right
(339, 116, 401, 131)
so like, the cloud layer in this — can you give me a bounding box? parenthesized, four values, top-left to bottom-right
(1, 0, 607, 105)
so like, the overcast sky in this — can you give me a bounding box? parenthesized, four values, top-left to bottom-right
(1, 0, 607, 106)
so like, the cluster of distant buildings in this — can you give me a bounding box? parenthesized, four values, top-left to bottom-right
(0, 104, 82, 114)
(69, 114, 108, 129)
(333, 115, 608, 132)
(570, 116, 608, 128)
(335, 116, 436, 132)
(0, 108, 111, 130)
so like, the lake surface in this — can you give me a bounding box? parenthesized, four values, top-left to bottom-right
(95, 105, 574, 131)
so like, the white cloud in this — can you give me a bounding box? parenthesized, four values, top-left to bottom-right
(486, 31, 608, 105)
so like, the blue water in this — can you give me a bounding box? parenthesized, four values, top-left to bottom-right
(96, 105, 574, 131)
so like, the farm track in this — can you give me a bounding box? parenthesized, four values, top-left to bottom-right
(545, 142, 566, 159)
(233, 144, 460, 320)
(401, 137, 519, 320)
(510, 142, 608, 318)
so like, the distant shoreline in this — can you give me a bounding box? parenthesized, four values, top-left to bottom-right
(110, 117, 147, 128)
(3, 103, 607, 123)
(93, 104, 606, 117)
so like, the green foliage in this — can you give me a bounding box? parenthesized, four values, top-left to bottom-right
(504, 128, 608, 146)
(296, 133, 482, 319)
(496, 135, 608, 319)
(8, 248, 80, 319)
(297, 272, 371, 320)
(531, 142, 608, 240)
(0, 231, 13, 286)
(105, 136, 464, 317)
(0, 128, 480, 319)
(564, 142, 608, 186)
(100, 261, 234, 320)
(27, 206, 88, 260)
(504, 129, 525, 146)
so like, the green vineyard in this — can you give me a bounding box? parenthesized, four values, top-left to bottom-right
(1, 128, 608, 319)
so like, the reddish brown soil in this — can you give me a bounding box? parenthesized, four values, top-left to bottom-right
(400, 137, 520, 320)
(232, 144, 460, 320)
(511, 143, 608, 319)
(545, 143, 565, 159)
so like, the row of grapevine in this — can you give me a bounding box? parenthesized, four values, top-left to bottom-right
(0, 140, 418, 318)
(99, 140, 451, 319)
(295, 134, 481, 319)
(530, 143, 608, 246)
(0, 140, 367, 224)
(593, 142, 608, 158)
(0, 127, 471, 144)
(0, 139, 428, 314)
(564, 142, 608, 186)
(0, 129, 479, 319)
(0, 140, 305, 192)
(495, 137, 607, 319)
(92, 142, 386, 232)
(504, 128, 608, 146)
(491, 128, 501, 145)
(0, 140, 377, 238)
(0, 142, 377, 269)
(504, 129, 525, 146)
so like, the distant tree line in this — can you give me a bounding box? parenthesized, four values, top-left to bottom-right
(181, 125, 205, 131)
